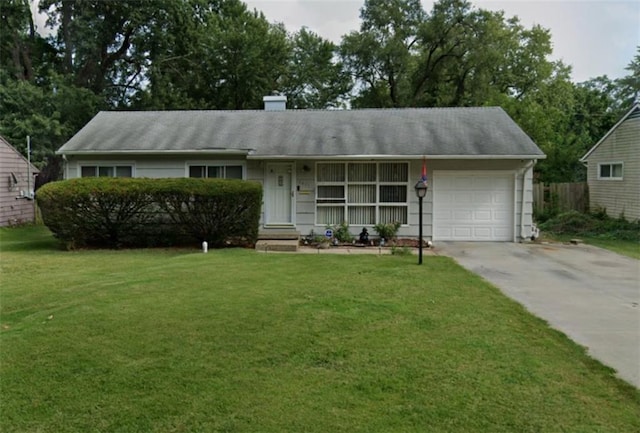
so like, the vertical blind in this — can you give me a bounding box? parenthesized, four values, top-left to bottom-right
(316, 162, 409, 225)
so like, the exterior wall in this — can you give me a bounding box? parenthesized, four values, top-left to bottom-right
(586, 116, 640, 221)
(63, 155, 535, 241)
(64, 154, 248, 179)
(0, 138, 39, 226)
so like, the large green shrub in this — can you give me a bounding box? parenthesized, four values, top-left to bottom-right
(154, 178, 262, 246)
(539, 210, 640, 241)
(37, 178, 262, 249)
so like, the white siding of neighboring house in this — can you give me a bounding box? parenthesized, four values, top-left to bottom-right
(586, 115, 640, 221)
(63, 156, 535, 241)
(0, 138, 39, 226)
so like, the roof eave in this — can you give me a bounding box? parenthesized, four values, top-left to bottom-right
(248, 154, 546, 160)
(580, 103, 640, 162)
(57, 149, 254, 156)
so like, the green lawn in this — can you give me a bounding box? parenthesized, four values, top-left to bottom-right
(576, 237, 640, 259)
(1, 226, 639, 432)
(542, 234, 640, 259)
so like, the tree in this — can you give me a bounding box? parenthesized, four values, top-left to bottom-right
(617, 47, 640, 108)
(340, 0, 426, 107)
(278, 28, 351, 109)
(40, 0, 161, 105)
(134, 0, 290, 110)
(340, 0, 557, 109)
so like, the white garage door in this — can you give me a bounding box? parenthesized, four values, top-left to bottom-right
(433, 171, 514, 241)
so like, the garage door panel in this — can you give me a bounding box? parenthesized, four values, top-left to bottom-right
(473, 192, 492, 204)
(493, 194, 509, 204)
(453, 227, 472, 238)
(473, 227, 492, 239)
(494, 227, 512, 238)
(475, 210, 492, 221)
(433, 171, 514, 241)
(494, 210, 511, 221)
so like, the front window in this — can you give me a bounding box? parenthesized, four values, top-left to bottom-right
(598, 163, 623, 180)
(316, 162, 409, 225)
(81, 165, 132, 177)
(188, 165, 244, 179)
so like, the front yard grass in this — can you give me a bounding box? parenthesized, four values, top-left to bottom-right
(542, 234, 640, 259)
(1, 226, 639, 432)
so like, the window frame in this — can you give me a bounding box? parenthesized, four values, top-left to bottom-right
(79, 163, 134, 178)
(597, 162, 623, 180)
(315, 161, 409, 227)
(185, 161, 246, 180)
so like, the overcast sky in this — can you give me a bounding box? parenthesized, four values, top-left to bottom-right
(244, 0, 640, 83)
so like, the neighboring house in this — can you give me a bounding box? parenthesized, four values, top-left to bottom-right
(56, 97, 546, 242)
(580, 103, 640, 222)
(0, 136, 39, 226)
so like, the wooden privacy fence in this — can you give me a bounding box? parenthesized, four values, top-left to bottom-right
(533, 182, 588, 214)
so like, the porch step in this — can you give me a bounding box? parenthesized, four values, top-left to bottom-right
(255, 239, 299, 252)
(258, 230, 300, 241)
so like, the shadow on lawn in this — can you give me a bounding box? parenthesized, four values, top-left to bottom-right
(0, 225, 61, 252)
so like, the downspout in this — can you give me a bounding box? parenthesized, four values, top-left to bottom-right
(519, 160, 536, 241)
(26, 136, 31, 198)
(62, 154, 68, 179)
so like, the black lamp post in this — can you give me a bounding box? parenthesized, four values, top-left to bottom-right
(414, 180, 428, 264)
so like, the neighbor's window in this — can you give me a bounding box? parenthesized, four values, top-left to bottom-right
(81, 165, 132, 177)
(316, 162, 409, 226)
(188, 165, 244, 179)
(598, 163, 623, 180)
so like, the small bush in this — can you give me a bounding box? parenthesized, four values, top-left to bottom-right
(373, 221, 401, 241)
(37, 178, 262, 249)
(391, 245, 413, 256)
(328, 221, 354, 243)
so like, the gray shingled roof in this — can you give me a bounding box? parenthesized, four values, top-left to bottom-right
(57, 107, 545, 158)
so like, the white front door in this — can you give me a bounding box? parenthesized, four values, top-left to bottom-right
(265, 163, 294, 225)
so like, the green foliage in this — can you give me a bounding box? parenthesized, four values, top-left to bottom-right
(327, 221, 354, 243)
(0, 72, 103, 167)
(373, 221, 401, 240)
(37, 177, 262, 248)
(539, 210, 640, 242)
(154, 178, 263, 245)
(390, 245, 413, 256)
(279, 28, 352, 109)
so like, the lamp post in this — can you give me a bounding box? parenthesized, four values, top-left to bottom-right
(414, 180, 428, 264)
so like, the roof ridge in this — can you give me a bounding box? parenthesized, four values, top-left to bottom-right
(99, 106, 503, 114)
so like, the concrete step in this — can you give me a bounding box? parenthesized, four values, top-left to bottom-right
(255, 239, 299, 252)
(258, 230, 300, 241)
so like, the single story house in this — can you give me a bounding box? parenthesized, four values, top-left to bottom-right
(1, 136, 39, 226)
(56, 96, 545, 242)
(580, 103, 639, 222)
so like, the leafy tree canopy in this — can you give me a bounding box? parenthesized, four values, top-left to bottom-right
(0, 0, 637, 184)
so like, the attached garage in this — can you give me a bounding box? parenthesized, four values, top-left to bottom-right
(433, 171, 514, 241)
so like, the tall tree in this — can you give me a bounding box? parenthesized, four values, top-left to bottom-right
(40, 0, 161, 105)
(617, 47, 640, 108)
(278, 28, 351, 109)
(340, 0, 426, 107)
(135, 0, 290, 110)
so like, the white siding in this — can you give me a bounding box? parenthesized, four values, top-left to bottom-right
(586, 116, 640, 221)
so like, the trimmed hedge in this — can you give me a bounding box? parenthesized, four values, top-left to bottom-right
(37, 178, 263, 249)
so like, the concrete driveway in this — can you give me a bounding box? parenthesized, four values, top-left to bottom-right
(437, 241, 640, 388)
